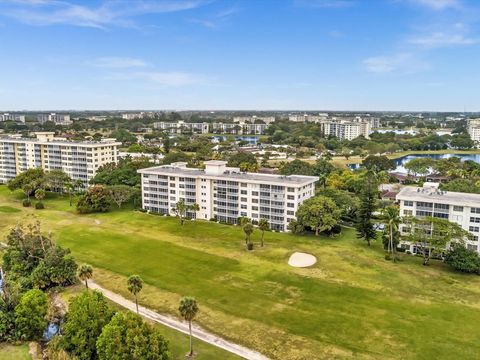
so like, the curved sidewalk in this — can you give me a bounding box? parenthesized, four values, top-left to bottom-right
(88, 280, 269, 360)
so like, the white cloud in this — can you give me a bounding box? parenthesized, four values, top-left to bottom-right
(1, 0, 207, 29)
(88, 57, 148, 68)
(190, 5, 239, 29)
(408, 0, 460, 10)
(363, 53, 428, 74)
(408, 31, 478, 47)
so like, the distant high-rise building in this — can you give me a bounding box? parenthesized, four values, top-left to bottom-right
(37, 113, 72, 125)
(0, 132, 120, 186)
(0, 113, 25, 123)
(467, 119, 480, 144)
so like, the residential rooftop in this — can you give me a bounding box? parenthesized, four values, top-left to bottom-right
(396, 184, 480, 207)
(0, 132, 121, 146)
(139, 160, 318, 187)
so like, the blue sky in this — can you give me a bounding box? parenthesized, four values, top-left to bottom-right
(0, 0, 479, 111)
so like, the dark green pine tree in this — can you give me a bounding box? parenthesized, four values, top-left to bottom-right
(356, 171, 378, 246)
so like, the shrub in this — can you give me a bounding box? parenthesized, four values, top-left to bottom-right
(14, 289, 48, 341)
(247, 243, 254, 251)
(35, 202, 45, 210)
(445, 245, 480, 274)
(77, 185, 112, 214)
(22, 199, 31, 207)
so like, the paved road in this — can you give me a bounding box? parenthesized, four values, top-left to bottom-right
(88, 280, 269, 360)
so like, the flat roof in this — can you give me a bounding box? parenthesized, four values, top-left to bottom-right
(139, 165, 318, 186)
(396, 186, 480, 207)
(0, 136, 121, 147)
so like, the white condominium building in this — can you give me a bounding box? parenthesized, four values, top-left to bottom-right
(153, 121, 210, 134)
(320, 118, 371, 140)
(153, 121, 270, 135)
(211, 122, 269, 135)
(37, 113, 72, 125)
(122, 112, 145, 120)
(397, 183, 480, 253)
(467, 119, 480, 144)
(288, 114, 328, 123)
(0, 132, 121, 185)
(138, 160, 318, 231)
(233, 116, 276, 125)
(0, 113, 25, 123)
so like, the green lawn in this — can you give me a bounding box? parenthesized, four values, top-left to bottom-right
(0, 344, 30, 360)
(1, 185, 480, 359)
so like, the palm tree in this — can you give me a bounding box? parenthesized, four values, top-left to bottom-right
(258, 218, 269, 247)
(382, 206, 400, 261)
(65, 182, 74, 206)
(173, 199, 187, 225)
(127, 275, 143, 314)
(243, 222, 254, 249)
(78, 264, 93, 289)
(179, 296, 199, 357)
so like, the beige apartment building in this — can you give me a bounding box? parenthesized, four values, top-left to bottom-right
(139, 160, 318, 232)
(0, 132, 121, 186)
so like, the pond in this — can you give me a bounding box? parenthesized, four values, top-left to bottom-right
(349, 153, 480, 174)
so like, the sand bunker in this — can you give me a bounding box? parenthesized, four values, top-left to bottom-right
(288, 252, 317, 268)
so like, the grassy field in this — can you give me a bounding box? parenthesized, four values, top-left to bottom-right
(0, 343, 30, 360)
(2, 186, 480, 359)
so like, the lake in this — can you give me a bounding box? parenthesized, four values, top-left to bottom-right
(349, 153, 480, 174)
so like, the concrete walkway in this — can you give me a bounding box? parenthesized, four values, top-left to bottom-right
(88, 280, 269, 360)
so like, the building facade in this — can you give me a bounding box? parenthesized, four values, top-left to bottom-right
(233, 116, 275, 125)
(153, 121, 210, 134)
(0, 132, 121, 185)
(0, 113, 25, 122)
(139, 160, 318, 231)
(153, 121, 270, 135)
(37, 113, 72, 125)
(397, 183, 480, 253)
(467, 119, 480, 144)
(320, 118, 371, 140)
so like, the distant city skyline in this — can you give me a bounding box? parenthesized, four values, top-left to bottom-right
(0, 0, 479, 111)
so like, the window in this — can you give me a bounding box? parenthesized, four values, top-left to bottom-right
(252, 213, 258, 218)
(241, 204, 247, 209)
(453, 206, 464, 212)
(252, 191, 258, 196)
(287, 187, 294, 192)
(469, 226, 479, 232)
(467, 244, 478, 251)
(170, 190, 175, 194)
(241, 197, 247, 202)
(287, 195, 294, 200)
(434, 203, 449, 210)
(287, 210, 294, 215)
(471, 217, 480, 223)
(241, 190, 247, 195)
(252, 206, 258, 211)
(252, 198, 258, 203)
(472, 208, 480, 214)
(404, 201, 413, 206)
(403, 210, 413, 216)
(287, 203, 294, 208)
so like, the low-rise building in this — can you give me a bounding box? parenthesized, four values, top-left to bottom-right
(138, 160, 318, 231)
(397, 183, 480, 253)
(122, 112, 145, 120)
(0, 132, 121, 186)
(37, 113, 72, 125)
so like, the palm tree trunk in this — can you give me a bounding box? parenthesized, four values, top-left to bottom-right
(189, 320, 193, 356)
(85, 279, 88, 289)
(135, 295, 139, 314)
(261, 231, 264, 247)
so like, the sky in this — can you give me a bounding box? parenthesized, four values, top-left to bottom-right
(0, 0, 479, 111)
